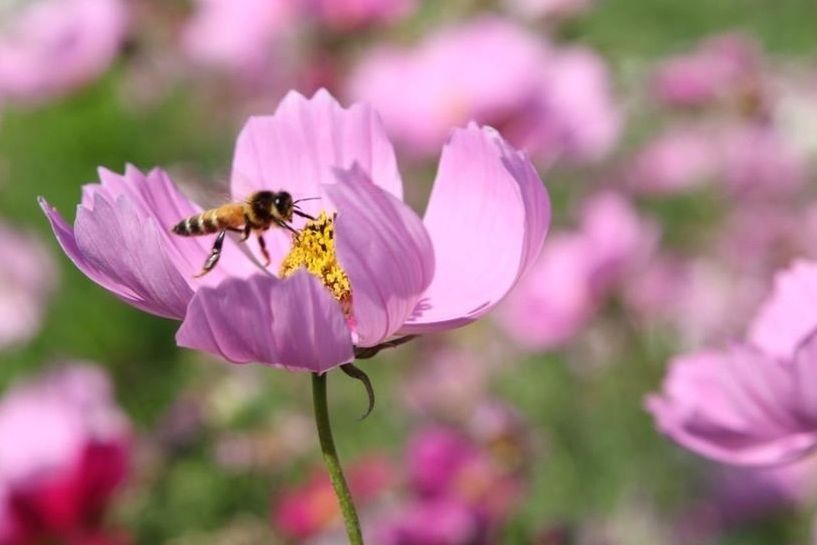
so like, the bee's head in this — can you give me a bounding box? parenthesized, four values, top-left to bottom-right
(252, 190, 293, 221)
(272, 191, 294, 221)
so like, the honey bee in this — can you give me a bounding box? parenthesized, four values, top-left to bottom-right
(171, 190, 315, 277)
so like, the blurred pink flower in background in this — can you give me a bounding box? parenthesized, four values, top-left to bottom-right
(272, 455, 393, 540)
(0, 364, 131, 545)
(407, 426, 524, 522)
(503, 0, 595, 20)
(719, 124, 807, 199)
(401, 347, 489, 419)
(497, 192, 653, 350)
(373, 498, 486, 545)
(303, 0, 417, 31)
(348, 17, 620, 162)
(652, 32, 762, 109)
(0, 0, 128, 104)
(629, 126, 718, 195)
(0, 222, 57, 350)
(623, 256, 765, 347)
(182, 0, 293, 76)
(646, 335, 817, 466)
(42, 90, 549, 372)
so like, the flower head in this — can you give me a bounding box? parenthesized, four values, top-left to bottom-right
(348, 17, 620, 161)
(41, 90, 550, 372)
(0, 0, 128, 103)
(0, 364, 130, 544)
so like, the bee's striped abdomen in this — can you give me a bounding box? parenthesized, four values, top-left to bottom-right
(172, 209, 222, 236)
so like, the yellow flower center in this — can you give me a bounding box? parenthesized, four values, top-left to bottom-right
(279, 212, 353, 311)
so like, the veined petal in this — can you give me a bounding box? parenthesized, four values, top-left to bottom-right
(230, 89, 403, 220)
(325, 165, 434, 347)
(75, 194, 194, 319)
(40, 196, 192, 319)
(401, 125, 550, 334)
(176, 271, 354, 372)
(647, 347, 817, 466)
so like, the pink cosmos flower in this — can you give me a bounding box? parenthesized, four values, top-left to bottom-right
(0, 364, 130, 544)
(407, 426, 523, 521)
(347, 17, 620, 162)
(182, 0, 293, 75)
(646, 338, 817, 466)
(652, 32, 761, 108)
(0, 0, 128, 104)
(0, 222, 57, 350)
(302, 0, 416, 31)
(719, 124, 807, 199)
(629, 127, 719, 195)
(496, 192, 652, 350)
(41, 90, 550, 372)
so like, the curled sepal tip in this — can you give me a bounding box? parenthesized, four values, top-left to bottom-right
(340, 363, 375, 420)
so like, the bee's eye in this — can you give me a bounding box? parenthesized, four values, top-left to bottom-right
(274, 192, 293, 212)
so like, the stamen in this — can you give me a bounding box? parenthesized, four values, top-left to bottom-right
(279, 212, 353, 312)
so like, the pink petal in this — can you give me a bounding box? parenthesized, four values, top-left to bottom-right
(74, 193, 194, 319)
(646, 347, 817, 466)
(401, 125, 549, 334)
(749, 259, 817, 360)
(792, 331, 817, 423)
(40, 196, 191, 319)
(326, 165, 434, 346)
(230, 89, 403, 214)
(176, 271, 354, 372)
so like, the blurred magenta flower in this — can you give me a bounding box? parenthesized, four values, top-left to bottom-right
(652, 32, 762, 109)
(407, 426, 523, 522)
(0, 364, 130, 544)
(719, 124, 807, 198)
(646, 339, 817, 466)
(0, 223, 57, 350)
(373, 498, 486, 545)
(182, 0, 293, 76)
(272, 454, 394, 540)
(0, 0, 128, 104)
(41, 90, 549, 372)
(497, 192, 653, 350)
(629, 126, 718, 195)
(348, 17, 620, 162)
(303, 0, 416, 31)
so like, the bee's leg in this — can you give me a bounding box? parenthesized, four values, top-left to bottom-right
(241, 215, 252, 242)
(257, 235, 271, 268)
(194, 230, 226, 278)
(275, 219, 299, 236)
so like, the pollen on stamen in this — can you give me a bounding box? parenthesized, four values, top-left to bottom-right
(279, 212, 353, 312)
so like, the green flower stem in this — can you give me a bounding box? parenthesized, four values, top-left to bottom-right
(311, 371, 364, 545)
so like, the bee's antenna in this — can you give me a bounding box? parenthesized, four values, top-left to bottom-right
(293, 196, 321, 204)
